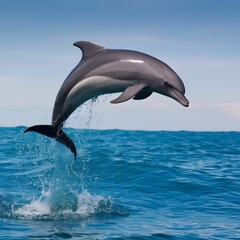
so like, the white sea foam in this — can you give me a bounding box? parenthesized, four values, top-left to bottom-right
(13, 190, 113, 220)
(14, 198, 51, 218)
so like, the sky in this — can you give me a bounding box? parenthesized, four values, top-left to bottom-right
(0, 0, 240, 131)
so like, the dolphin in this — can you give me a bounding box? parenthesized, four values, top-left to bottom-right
(24, 41, 189, 158)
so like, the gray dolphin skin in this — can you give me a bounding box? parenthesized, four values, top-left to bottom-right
(25, 41, 189, 158)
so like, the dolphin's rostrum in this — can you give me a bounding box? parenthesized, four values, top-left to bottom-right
(25, 41, 189, 158)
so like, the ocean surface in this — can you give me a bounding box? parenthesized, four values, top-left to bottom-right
(0, 127, 239, 239)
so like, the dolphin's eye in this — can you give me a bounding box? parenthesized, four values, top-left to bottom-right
(164, 82, 170, 86)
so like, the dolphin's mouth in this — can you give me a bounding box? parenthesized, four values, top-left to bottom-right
(167, 86, 189, 107)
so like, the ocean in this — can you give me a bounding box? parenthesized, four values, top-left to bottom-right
(0, 127, 239, 239)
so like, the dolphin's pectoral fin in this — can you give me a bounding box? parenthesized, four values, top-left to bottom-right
(24, 125, 77, 159)
(133, 88, 153, 100)
(110, 84, 146, 104)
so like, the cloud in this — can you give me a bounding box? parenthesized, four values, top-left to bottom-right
(102, 34, 186, 47)
(189, 102, 240, 120)
(0, 76, 22, 84)
(210, 103, 240, 120)
(168, 58, 240, 72)
(3, 49, 31, 56)
(0, 76, 54, 108)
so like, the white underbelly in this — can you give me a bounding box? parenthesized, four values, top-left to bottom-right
(62, 76, 132, 118)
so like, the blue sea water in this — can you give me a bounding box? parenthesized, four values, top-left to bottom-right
(0, 127, 239, 239)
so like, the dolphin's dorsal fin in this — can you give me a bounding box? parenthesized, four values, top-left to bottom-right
(111, 84, 146, 104)
(73, 41, 106, 60)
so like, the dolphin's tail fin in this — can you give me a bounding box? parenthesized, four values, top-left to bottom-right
(24, 125, 77, 159)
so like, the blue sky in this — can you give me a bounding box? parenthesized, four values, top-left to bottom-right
(0, 0, 240, 130)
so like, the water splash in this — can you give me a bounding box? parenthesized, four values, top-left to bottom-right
(9, 97, 129, 222)
(12, 189, 127, 221)
(66, 95, 110, 130)
(12, 127, 129, 221)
